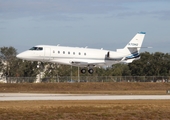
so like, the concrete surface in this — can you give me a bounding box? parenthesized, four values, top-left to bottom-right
(0, 93, 170, 101)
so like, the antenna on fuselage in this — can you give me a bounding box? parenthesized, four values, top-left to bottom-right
(57, 44, 60, 46)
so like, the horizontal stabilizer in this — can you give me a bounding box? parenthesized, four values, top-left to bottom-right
(121, 57, 140, 64)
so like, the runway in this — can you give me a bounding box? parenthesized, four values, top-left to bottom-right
(0, 93, 170, 101)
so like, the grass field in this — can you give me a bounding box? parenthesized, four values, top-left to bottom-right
(0, 82, 170, 119)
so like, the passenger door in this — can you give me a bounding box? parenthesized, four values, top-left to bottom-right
(44, 47, 51, 61)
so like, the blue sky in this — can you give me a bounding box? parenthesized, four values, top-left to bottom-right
(0, 0, 170, 53)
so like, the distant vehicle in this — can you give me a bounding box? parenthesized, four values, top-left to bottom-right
(17, 32, 146, 74)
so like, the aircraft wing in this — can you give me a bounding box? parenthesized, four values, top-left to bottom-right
(71, 61, 88, 65)
(70, 59, 106, 67)
(50, 59, 105, 67)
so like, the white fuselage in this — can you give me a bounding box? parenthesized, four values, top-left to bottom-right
(16, 32, 146, 69)
(17, 45, 127, 67)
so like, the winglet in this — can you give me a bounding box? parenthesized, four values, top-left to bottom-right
(138, 32, 146, 34)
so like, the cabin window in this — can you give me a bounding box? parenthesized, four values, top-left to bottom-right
(58, 51, 60, 54)
(84, 53, 86, 55)
(63, 51, 65, 54)
(53, 50, 55, 53)
(68, 52, 70, 54)
(73, 52, 75, 55)
(79, 52, 81, 55)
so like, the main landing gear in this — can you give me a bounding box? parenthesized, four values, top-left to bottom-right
(37, 62, 43, 69)
(81, 68, 94, 74)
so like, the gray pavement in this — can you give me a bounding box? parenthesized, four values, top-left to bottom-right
(0, 93, 170, 101)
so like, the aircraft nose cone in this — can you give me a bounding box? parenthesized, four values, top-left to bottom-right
(16, 53, 25, 59)
(16, 54, 21, 59)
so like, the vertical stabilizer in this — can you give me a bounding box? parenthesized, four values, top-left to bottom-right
(117, 32, 146, 54)
(124, 32, 146, 53)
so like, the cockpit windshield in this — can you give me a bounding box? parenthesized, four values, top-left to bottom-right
(29, 47, 43, 50)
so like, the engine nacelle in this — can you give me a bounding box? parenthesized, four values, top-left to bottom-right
(106, 51, 125, 60)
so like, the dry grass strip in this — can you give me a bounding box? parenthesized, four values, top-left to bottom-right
(0, 100, 170, 120)
(0, 82, 170, 95)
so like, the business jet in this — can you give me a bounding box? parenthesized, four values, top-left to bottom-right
(16, 32, 146, 74)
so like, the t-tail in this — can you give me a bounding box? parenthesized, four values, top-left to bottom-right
(117, 32, 146, 63)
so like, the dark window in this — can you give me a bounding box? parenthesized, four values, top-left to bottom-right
(37, 47, 43, 50)
(73, 52, 75, 55)
(29, 47, 43, 50)
(63, 51, 65, 54)
(84, 53, 86, 55)
(58, 51, 60, 54)
(29, 47, 38, 50)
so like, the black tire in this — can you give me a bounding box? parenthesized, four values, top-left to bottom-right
(88, 69, 94, 74)
(81, 69, 86, 74)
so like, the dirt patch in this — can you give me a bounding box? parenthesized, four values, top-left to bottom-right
(0, 82, 170, 94)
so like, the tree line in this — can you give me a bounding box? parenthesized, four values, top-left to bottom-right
(0, 46, 170, 77)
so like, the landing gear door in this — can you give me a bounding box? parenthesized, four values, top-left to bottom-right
(44, 47, 51, 61)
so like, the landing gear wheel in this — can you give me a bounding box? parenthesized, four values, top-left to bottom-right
(88, 69, 94, 74)
(81, 69, 86, 74)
